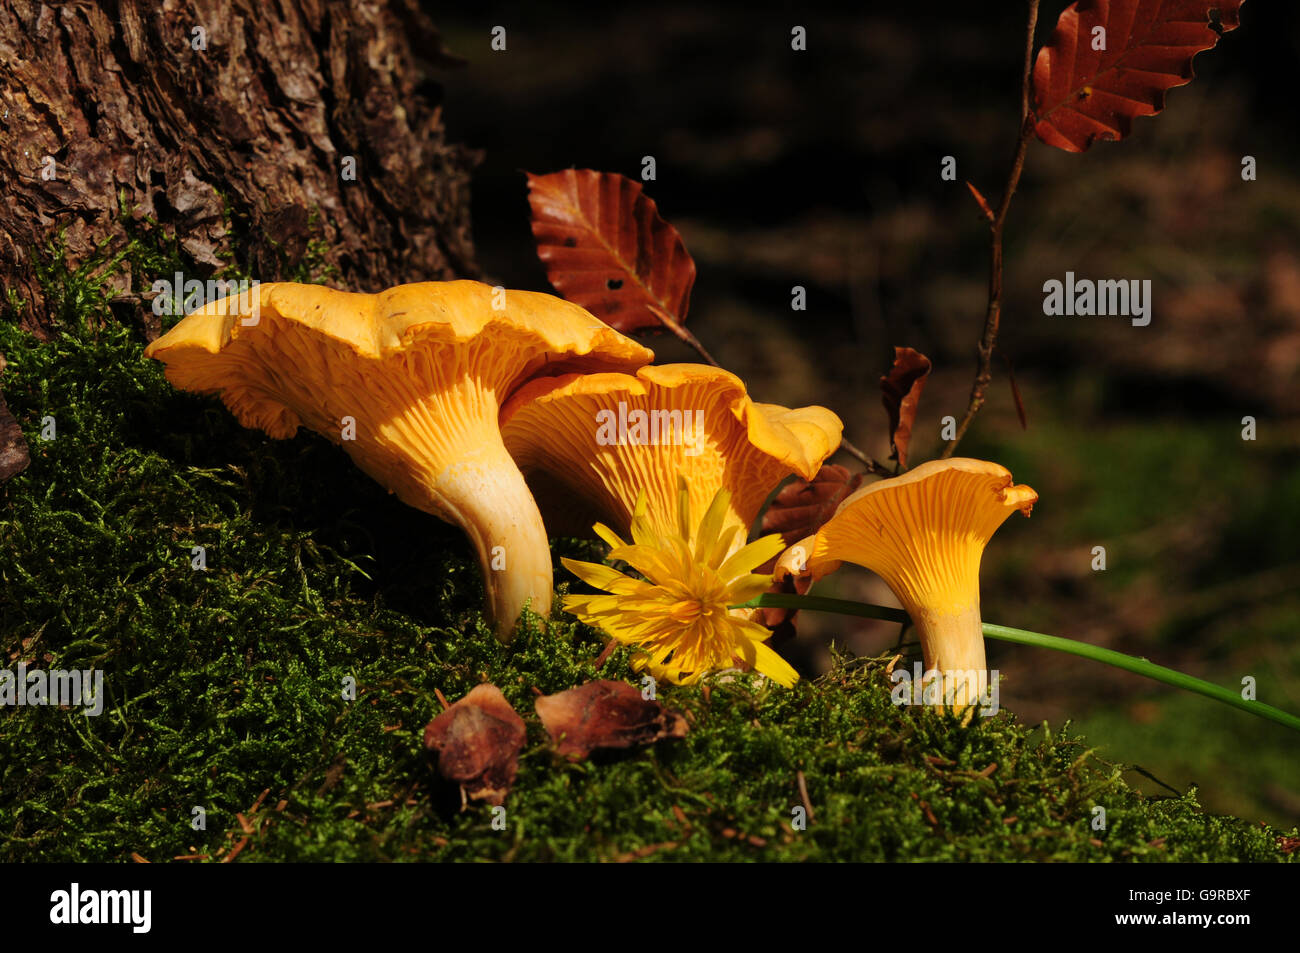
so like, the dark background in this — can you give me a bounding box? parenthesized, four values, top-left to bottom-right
(424, 2, 1300, 828)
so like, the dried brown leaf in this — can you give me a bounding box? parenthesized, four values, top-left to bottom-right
(423, 683, 526, 806)
(526, 169, 696, 335)
(760, 464, 863, 548)
(880, 347, 932, 469)
(1032, 0, 1247, 153)
(534, 680, 687, 761)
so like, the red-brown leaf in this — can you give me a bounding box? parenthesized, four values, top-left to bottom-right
(880, 347, 932, 469)
(1032, 0, 1247, 153)
(534, 680, 687, 761)
(526, 169, 696, 334)
(422, 683, 526, 806)
(760, 464, 864, 548)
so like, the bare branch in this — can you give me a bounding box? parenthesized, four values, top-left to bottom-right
(943, 0, 1040, 458)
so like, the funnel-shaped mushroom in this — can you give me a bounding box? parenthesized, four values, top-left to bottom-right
(500, 364, 842, 553)
(808, 458, 1037, 711)
(144, 280, 653, 639)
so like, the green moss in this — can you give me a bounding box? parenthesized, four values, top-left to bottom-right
(0, 260, 1294, 862)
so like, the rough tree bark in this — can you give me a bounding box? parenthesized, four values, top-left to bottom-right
(0, 0, 481, 335)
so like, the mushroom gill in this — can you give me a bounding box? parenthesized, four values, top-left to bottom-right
(499, 363, 842, 553)
(144, 280, 653, 639)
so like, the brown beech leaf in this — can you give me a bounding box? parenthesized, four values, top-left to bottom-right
(422, 684, 526, 806)
(1032, 0, 1247, 153)
(526, 169, 696, 335)
(760, 464, 864, 548)
(534, 680, 687, 761)
(880, 347, 932, 469)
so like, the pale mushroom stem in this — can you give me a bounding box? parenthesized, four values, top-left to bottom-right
(430, 442, 554, 641)
(913, 604, 989, 713)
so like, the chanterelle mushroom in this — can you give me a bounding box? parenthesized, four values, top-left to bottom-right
(499, 364, 842, 553)
(807, 458, 1037, 711)
(144, 280, 653, 639)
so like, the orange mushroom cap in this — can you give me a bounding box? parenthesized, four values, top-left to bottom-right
(144, 280, 653, 639)
(500, 363, 842, 550)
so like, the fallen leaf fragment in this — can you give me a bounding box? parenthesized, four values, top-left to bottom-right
(760, 464, 863, 548)
(534, 680, 687, 760)
(423, 683, 526, 806)
(880, 346, 931, 469)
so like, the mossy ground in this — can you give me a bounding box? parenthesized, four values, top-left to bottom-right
(1, 258, 1295, 863)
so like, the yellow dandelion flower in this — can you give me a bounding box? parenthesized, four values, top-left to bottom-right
(561, 481, 798, 687)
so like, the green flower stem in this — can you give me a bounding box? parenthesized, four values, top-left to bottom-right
(741, 593, 1300, 734)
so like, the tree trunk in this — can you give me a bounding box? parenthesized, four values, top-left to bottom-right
(0, 0, 480, 337)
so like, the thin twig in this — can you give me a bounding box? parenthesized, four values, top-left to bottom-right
(796, 770, 815, 824)
(837, 438, 892, 476)
(943, 0, 1040, 458)
(223, 836, 250, 863)
(649, 305, 724, 368)
(593, 637, 619, 669)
